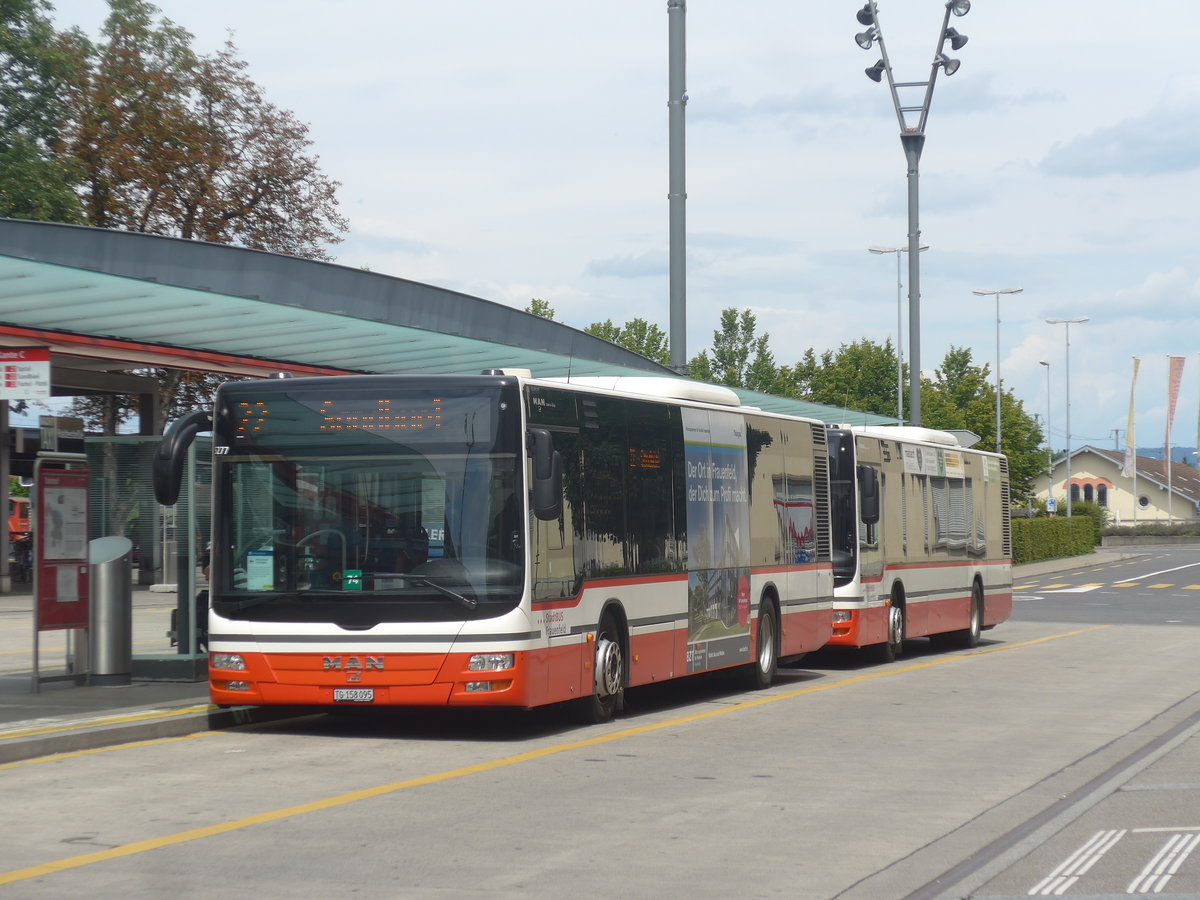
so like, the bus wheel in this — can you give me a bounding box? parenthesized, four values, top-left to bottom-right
(581, 614, 624, 724)
(956, 582, 984, 649)
(877, 598, 905, 663)
(748, 601, 778, 690)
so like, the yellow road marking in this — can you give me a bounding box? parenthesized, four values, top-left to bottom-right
(0, 704, 211, 742)
(0, 624, 1111, 887)
(1148, 584, 1174, 589)
(0, 732, 215, 770)
(1113, 582, 1140, 588)
(1184, 585, 1200, 591)
(1042, 583, 1071, 589)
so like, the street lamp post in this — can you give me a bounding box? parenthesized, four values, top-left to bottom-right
(856, 0, 972, 426)
(1046, 317, 1088, 517)
(869, 243, 928, 422)
(1039, 359, 1051, 483)
(972, 287, 1023, 453)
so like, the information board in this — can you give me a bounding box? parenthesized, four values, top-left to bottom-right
(0, 347, 50, 399)
(35, 469, 90, 630)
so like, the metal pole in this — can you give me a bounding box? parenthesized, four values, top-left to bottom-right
(895, 250, 903, 420)
(667, 0, 687, 373)
(994, 291, 1001, 453)
(1065, 323, 1074, 517)
(902, 134, 924, 425)
(1040, 360, 1051, 480)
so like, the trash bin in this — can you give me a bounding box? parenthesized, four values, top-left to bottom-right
(90, 536, 133, 686)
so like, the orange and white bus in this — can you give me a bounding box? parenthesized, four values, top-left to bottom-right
(8, 495, 30, 537)
(155, 371, 835, 721)
(825, 425, 1012, 661)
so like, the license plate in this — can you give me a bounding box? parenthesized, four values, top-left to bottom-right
(333, 688, 374, 702)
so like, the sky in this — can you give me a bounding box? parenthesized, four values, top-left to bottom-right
(38, 0, 1200, 458)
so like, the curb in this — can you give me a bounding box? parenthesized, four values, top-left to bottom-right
(0, 703, 304, 765)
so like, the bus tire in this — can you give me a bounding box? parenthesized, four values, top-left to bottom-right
(876, 595, 905, 663)
(580, 612, 625, 724)
(747, 599, 779, 690)
(955, 582, 984, 649)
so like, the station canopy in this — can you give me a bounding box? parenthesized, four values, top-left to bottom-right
(0, 218, 892, 426)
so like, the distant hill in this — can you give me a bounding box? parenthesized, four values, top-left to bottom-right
(1135, 446, 1197, 464)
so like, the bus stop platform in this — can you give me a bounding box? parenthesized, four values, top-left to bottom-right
(0, 549, 1141, 764)
(0, 582, 291, 765)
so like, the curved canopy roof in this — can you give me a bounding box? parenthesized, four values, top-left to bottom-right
(0, 218, 892, 426)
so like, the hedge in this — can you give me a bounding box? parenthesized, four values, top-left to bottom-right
(1012, 516, 1095, 564)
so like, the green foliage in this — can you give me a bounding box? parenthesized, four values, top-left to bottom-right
(525, 298, 557, 320)
(920, 345, 1046, 503)
(0, 135, 82, 220)
(585, 317, 670, 366)
(1104, 522, 1200, 537)
(1066, 500, 1108, 545)
(688, 308, 777, 392)
(780, 338, 900, 417)
(0, 0, 86, 220)
(1012, 516, 1095, 563)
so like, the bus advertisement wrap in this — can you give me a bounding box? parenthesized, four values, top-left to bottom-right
(682, 408, 751, 673)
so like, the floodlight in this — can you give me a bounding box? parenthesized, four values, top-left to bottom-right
(948, 0, 970, 16)
(936, 53, 961, 76)
(856, 27, 878, 50)
(866, 60, 886, 82)
(856, 4, 875, 26)
(944, 27, 968, 51)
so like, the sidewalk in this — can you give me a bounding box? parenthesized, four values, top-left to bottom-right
(0, 582, 284, 765)
(0, 549, 1144, 764)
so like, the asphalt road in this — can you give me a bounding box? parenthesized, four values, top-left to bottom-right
(2, 548, 1199, 899)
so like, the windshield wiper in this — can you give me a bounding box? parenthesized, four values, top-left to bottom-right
(404, 575, 478, 611)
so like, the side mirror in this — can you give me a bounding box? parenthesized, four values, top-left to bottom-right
(153, 410, 213, 506)
(857, 464, 880, 525)
(528, 429, 562, 521)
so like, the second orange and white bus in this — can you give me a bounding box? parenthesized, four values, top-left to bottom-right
(825, 425, 1012, 661)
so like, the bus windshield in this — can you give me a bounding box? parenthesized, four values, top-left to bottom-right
(211, 381, 524, 626)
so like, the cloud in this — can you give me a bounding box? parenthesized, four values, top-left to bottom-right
(1041, 102, 1200, 177)
(585, 251, 669, 279)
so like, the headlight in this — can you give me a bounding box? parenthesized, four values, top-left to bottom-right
(211, 652, 246, 671)
(468, 653, 514, 672)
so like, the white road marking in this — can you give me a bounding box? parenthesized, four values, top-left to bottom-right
(1127, 832, 1200, 894)
(1029, 829, 1126, 895)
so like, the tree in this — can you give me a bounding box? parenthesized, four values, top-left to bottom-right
(783, 338, 901, 417)
(689, 308, 778, 392)
(585, 317, 670, 366)
(60, 0, 347, 259)
(26, 0, 352, 433)
(0, 0, 85, 220)
(921, 346, 1045, 500)
(525, 298, 557, 320)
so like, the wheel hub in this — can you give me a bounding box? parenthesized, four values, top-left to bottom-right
(594, 636, 621, 697)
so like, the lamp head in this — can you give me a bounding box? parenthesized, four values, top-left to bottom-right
(936, 53, 961, 76)
(856, 3, 875, 26)
(948, 0, 970, 16)
(866, 59, 886, 82)
(944, 27, 968, 51)
(855, 27, 878, 50)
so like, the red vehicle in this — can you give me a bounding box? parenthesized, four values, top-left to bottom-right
(8, 496, 30, 537)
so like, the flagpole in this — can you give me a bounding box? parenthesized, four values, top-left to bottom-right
(1126, 357, 1139, 527)
(1165, 356, 1187, 526)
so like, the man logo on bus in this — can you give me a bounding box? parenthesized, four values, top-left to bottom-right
(322, 656, 384, 671)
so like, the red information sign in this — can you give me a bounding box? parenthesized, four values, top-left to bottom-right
(35, 469, 90, 631)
